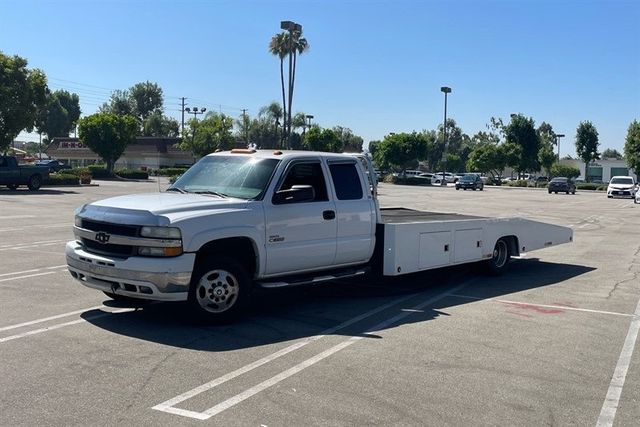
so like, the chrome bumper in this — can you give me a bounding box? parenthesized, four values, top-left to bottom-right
(65, 241, 194, 301)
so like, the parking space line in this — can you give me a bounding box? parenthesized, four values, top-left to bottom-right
(153, 280, 473, 420)
(0, 223, 69, 232)
(0, 265, 67, 278)
(0, 270, 66, 283)
(0, 307, 135, 343)
(449, 294, 633, 317)
(596, 296, 640, 427)
(0, 305, 105, 332)
(0, 241, 67, 251)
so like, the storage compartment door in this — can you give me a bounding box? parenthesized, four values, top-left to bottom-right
(454, 228, 483, 263)
(419, 231, 452, 269)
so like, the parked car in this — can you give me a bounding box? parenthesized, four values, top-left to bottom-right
(34, 159, 70, 173)
(635, 188, 640, 204)
(548, 177, 576, 194)
(433, 172, 455, 184)
(607, 176, 637, 198)
(455, 174, 484, 191)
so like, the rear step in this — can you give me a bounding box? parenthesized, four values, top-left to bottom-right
(256, 267, 370, 289)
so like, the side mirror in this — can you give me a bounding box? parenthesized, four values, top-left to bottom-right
(273, 185, 315, 204)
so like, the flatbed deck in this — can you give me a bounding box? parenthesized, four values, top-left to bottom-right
(381, 207, 485, 223)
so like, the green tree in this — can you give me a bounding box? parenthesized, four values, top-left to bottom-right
(373, 132, 428, 173)
(538, 143, 557, 177)
(333, 126, 364, 153)
(100, 90, 135, 116)
(466, 142, 507, 180)
(601, 148, 623, 160)
(550, 163, 580, 179)
(575, 121, 600, 182)
(177, 112, 235, 157)
(36, 90, 82, 140)
(623, 120, 640, 174)
(142, 111, 179, 137)
(78, 113, 138, 174)
(537, 121, 557, 148)
(505, 114, 540, 176)
(130, 81, 163, 121)
(304, 127, 342, 153)
(0, 52, 47, 152)
(368, 140, 381, 159)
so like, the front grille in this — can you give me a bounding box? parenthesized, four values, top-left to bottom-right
(81, 219, 139, 237)
(82, 238, 135, 258)
(80, 219, 140, 258)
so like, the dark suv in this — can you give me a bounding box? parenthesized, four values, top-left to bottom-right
(548, 177, 576, 194)
(455, 174, 484, 191)
(34, 159, 70, 173)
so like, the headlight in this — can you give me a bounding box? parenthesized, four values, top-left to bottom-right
(75, 216, 82, 227)
(140, 226, 182, 239)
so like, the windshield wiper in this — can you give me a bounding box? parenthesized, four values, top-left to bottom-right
(166, 187, 187, 194)
(192, 190, 228, 198)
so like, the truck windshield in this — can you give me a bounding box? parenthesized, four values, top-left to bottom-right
(170, 156, 280, 200)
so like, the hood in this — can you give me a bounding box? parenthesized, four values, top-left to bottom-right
(77, 193, 249, 226)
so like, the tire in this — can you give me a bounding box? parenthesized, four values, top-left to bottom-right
(7, 184, 18, 190)
(472, 187, 476, 191)
(566, 191, 569, 194)
(188, 256, 251, 323)
(103, 291, 139, 302)
(479, 186, 483, 191)
(635, 198, 639, 204)
(554, 191, 558, 194)
(456, 187, 460, 190)
(572, 191, 576, 195)
(485, 238, 511, 275)
(548, 190, 552, 194)
(27, 174, 42, 191)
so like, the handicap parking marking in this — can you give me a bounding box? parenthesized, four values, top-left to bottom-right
(152, 280, 474, 420)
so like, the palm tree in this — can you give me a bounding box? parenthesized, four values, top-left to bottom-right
(269, 33, 288, 147)
(287, 30, 309, 146)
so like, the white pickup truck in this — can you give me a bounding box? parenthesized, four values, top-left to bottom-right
(66, 150, 573, 321)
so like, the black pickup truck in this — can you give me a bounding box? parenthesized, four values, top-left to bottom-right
(0, 156, 50, 191)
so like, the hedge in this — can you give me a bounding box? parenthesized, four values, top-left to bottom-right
(44, 173, 80, 186)
(153, 167, 189, 177)
(115, 169, 149, 179)
(576, 183, 607, 191)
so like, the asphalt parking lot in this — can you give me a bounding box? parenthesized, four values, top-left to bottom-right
(1, 180, 638, 426)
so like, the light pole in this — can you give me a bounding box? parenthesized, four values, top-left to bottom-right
(281, 20, 302, 149)
(302, 114, 314, 138)
(440, 86, 452, 186)
(555, 134, 565, 161)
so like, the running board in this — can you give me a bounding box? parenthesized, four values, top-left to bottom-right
(256, 267, 369, 289)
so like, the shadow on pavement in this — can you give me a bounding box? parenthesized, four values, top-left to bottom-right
(83, 259, 594, 352)
(0, 188, 78, 195)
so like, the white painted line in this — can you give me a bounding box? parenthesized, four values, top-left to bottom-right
(153, 292, 417, 413)
(0, 265, 67, 278)
(0, 271, 64, 283)
(0, 241, 66, 251)
(154, 281, 472, 420)
(596, 296, 640, 427)
(0, 305, 106, 332)
(449, 294, 634, 318)
(0, 215, 36, 219)
(0, 307, 135, 343)
(0, 239, 64, 248)
(0, 223, 68, 232)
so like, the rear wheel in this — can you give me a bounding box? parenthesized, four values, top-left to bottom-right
(27, 174, 42, 191)
(188, 257, 251, 323)
(485, 238, 510, 275)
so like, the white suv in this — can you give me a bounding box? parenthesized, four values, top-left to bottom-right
(607, 176, 637, 199)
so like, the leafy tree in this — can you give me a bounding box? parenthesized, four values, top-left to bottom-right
(505, 114, 540, 176)
(333, 125, 364, 153)
(536, 122, 557, 148)
(177, 112, 235, 157)
(550, 163, 580, 179)
(601, 148, 623, 160)
(36, 90, 81, 140)
(466, 142, 507, 180)
(100, 90, 135, 116)
(368, 140, 381, 158)
(575, 121, 600, 182)
(78, 113, 138, 174)
(142, 111, 179, 137)
(304, 127, 342, 153)
(538, 143, 557, 177)
(373, 132, 428, 173)
(130, 81, 163, 121)
(0, 52, 47, 152)
(438, 118, 464, 155)
(623, 120, 640, 174)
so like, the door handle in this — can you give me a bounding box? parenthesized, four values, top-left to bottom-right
(323, 210, 336, 220)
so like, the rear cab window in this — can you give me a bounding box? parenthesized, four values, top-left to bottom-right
(329, 162, 364, 200)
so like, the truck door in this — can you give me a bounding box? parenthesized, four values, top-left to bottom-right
(264, 160, 337, 275)
(328, 160, 376, 265)
(0, 157, 20, 184)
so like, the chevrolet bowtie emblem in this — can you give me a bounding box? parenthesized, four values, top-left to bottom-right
(95, 231, 111, 244)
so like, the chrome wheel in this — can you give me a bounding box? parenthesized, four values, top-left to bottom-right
(195, 268, 239, 314)
(491, 239, 509, 270)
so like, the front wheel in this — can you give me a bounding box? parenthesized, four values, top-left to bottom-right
(485, 238, 511, 275)
(188, 257, 251, 323)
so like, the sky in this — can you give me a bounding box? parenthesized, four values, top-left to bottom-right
(2, 0, 639, 157)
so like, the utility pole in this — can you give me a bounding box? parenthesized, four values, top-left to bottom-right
(180, 97, 187, 138)
(241, 109, 249, 147)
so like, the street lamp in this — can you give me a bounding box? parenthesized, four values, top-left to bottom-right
(302, 114, 314, 138)
(280, 20, 302, 149)
(185, 107, 206, 143)
(555, 134, 565, 161)
(440, 86, 452, 186)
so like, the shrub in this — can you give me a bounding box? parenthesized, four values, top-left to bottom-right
(68, 167, 91, 177)
(88, 165, 110, 179)
(507, 180, 530, 187)
(155, 167, 189, 177)
(169, 176, 179, 184)
(114, 169, 149, 179)
(44, 173, 80, 186)
(576, 183, 599, 190)
(383, 174, 398, 184)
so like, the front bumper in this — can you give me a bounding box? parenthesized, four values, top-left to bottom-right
(65, 241, 194, 301)
(607, 189, 635, 198)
